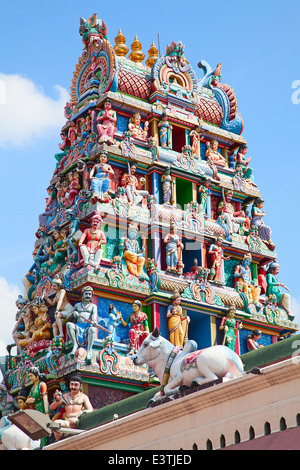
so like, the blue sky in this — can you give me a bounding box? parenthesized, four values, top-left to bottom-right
(0, 0, 299, 351)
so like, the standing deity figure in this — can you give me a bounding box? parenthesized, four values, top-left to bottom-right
(208, 237, 230, 282)
(235, 145, 255, 185)
(250, 198, 275, 247)
(78, 213, 106, 269)
(96, 98, 117, 145)
(66, 172, 81, 206)
(44, 278, 73, 339)
(158, 113, 172, 148)
(161, 166, 175, 205)
(120, 300, 149, 354)
(106, 303, 122, 343)
(28, 298, 52, 344)
(12, 297, 35, 354)
(65, 209, 83, 260)
(219, 307, 243, 350)
(205, 139, 226, 167)
(119, 222, 146, 278)
(164, 222, 184, 274)
(189, 124, 202, 157)
(121, 164, 148, 205)
(266, 261, 291, 317)
(76, 159, 91, 193)
(27, 226, 53, 276)
(218, 190, 246, 234)
(89, 151, 114, 203)
(167, 292, 189, 347)
(25, 367, 49, 420)
(234, 254, 261, 306)
(128, 112, 149, 141)
(66, 286, 97, 362)
(198, 180, 211, 214)
(50, 373, 93, 432)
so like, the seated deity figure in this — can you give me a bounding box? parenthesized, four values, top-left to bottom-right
(250, 198, 275, 247)
(65, 286, 98, 362)
(218, 190, 246, 234)
(119, 222, 146, 278)
(78, 213, 106, 269)
(128, 112, 149, 141)
(89, 151, 114, 203)
(96, 98, 117, 145)
(235, 144, 255, 185)
(266, 261, 291, 317)
(121, 164, 148, 205)
(205, 139, 226, 167)
(234, 254, 261, 306)
(158, 113, 172, 148)
(28, 298, 52, 344)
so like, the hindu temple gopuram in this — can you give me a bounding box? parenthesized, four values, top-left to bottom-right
(0, 13, 298, 449)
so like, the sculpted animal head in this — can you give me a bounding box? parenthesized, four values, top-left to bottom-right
(131, 327, 162, 365)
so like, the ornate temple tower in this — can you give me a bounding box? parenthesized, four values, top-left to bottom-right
(3, 13, 297, 411)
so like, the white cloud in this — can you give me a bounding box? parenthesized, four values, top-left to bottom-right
(0, 73, 69, 148)
(0, 277, 21, 347)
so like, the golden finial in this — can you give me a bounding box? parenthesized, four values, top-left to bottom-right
(146, 40, 159, 68)
(114, 28, 129, 57)
(129, 35, 145, 63)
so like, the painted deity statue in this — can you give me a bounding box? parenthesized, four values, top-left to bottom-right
(119, 222, 146, 278)
(205, 139, 226, 167)
(39, 185, 58, 228)
(208, 237, 230, 282)
(76, 159, 91, 193)
(235, 144, 255, 185)
(78, 213, 106, 269)
(189, 125, 202, 157)
(266, 261, 291, 317)
(158, 113, 172, 148)
(167, 292, 189, 348)
(65, 209, 83, 261)
(12, 297, 34, 354)
(128, 112, 149, 141)
(66, 286, 98, 362)
(198, 180, 211, 215)
(250, 198, 274, 247)
(44, 278, 73, 339)
(234, 254, 261, 306)
(50, 373, 93, 432)
(27, 298, 52, 344)
(161, 166, 174, 205)
(106, 303, 122, 343)
(25, 367, 49, 417)
(89, 151, 114, 203)
(40, 229, 67, 277)
(121, 164, 148, 205)
(120, 300, 149, 354)
(219, 307, 242, 350)
(66, 172, 81, 206)
(96, 99, 117, 145)
(164, 222, 184, 274)
(218, 190, 246, 234)
(28, 226, 53, 276)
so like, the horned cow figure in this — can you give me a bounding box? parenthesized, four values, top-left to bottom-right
(130, 327, 247, 402)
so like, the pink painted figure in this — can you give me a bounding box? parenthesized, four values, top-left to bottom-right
(78, 213, 106, 269)
(128, 113, 149, 141)
(96, 99, 117, 145)
(120, 300, 149, 354)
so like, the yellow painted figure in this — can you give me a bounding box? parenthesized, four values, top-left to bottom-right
(167, 292, 189, 347)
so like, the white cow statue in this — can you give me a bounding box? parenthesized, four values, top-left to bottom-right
(131, 327, 251, 402)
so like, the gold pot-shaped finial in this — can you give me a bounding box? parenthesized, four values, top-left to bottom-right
(114, 28, 129, 57)
(129, 35, 145, 63)
(146, 41, 159, 68)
